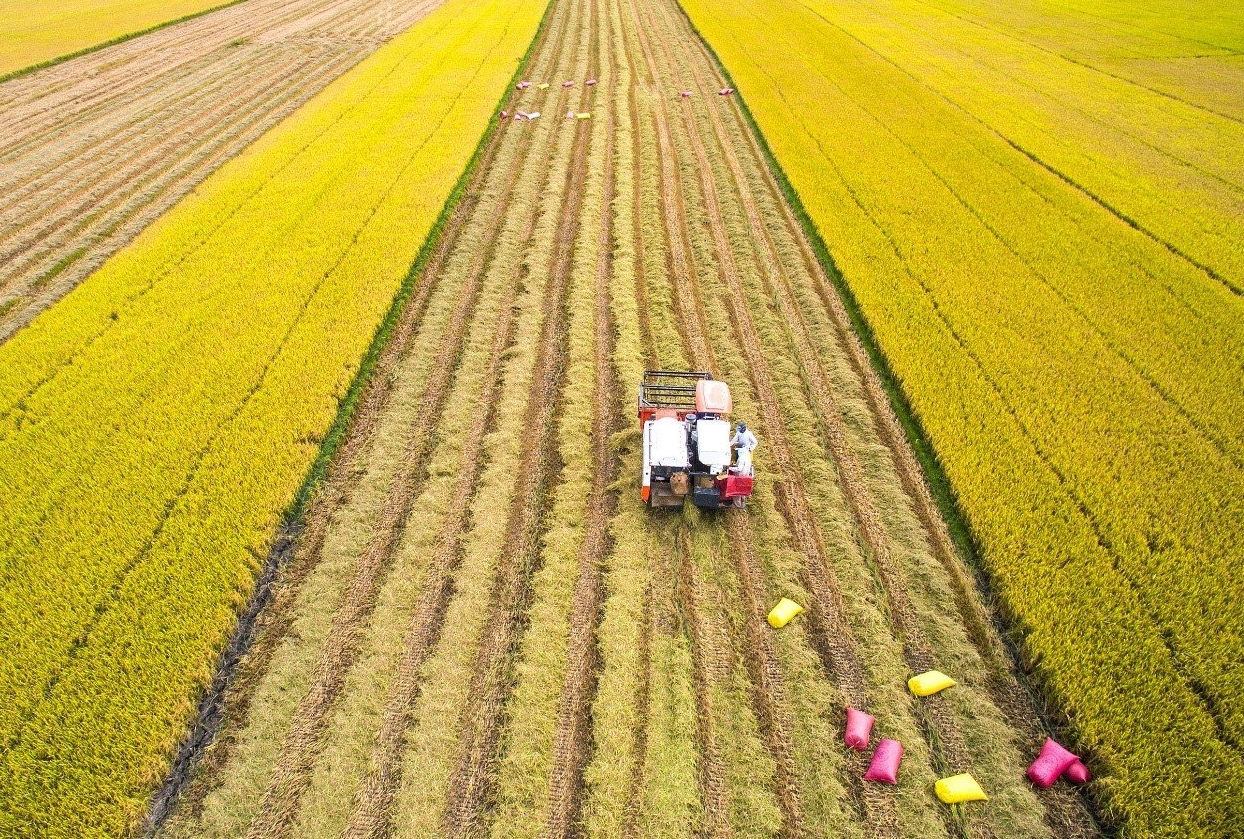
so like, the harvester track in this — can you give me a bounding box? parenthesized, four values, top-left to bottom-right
(154, 0, 1102, 835)
(0, 0, 445, 342)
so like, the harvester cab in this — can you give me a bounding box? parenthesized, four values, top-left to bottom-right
(637, 370, 755, 509)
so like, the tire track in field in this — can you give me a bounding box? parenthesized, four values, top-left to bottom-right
(672, 16, 1097, 833)
(727, 533, 805, 837)
(0, 0, 444, 341)
(236, 47, 560, 839)
(633, 8, 811, 836)
(627, 0, 898, 834)
(619, 578, 654, 839)
(335, 7, 587, 836)
(620, 0, 733, 830)
(543, 14, 623, 834)
(439, 12, 600, 832)
(674, 530, 732, 839)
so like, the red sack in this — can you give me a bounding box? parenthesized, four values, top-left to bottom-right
(844, 707, 874, 751)
(864, 739, 902, 784)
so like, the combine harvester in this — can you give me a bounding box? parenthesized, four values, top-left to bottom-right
(638, 370, 754, 509)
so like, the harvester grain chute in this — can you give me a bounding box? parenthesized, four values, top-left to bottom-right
(637, 370, 755, 509)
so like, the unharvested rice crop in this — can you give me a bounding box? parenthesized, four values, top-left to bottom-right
(0, 0, 237, 78)
(0, 0, 546, 831)
(675, 0, 1244, 834)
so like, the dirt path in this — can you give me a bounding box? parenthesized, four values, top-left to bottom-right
(152, 0, 1102, 835)
(0, 0, 444, 342)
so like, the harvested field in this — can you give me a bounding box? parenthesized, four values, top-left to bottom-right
(154, 0, 1101, 836)
(0, 0, 446, 343)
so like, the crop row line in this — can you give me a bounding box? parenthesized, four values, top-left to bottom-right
(541, 12, 624, 832)
(439, 7, 599, 832)
(630, 0, 898, 834)
(0, 0, 449, 341)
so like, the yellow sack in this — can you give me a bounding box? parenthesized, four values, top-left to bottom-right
(935, 773, 987, 804)
(537, 82, 550, 90)
(767, 598, 804, 628)
(576, 112, 592, 119)
(908, 670, 956, 697)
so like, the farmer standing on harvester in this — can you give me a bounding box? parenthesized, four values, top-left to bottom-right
(731, 421, 758, 477)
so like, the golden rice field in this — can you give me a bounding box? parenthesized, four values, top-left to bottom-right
(0, 0, 544, 830)
(153, 0, 1095, 836)
(0, 0, 239, 78)
(677, 0, 1244, 834)
(0, 0, 1238, 836)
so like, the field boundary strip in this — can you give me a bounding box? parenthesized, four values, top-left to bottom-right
(0, 0, 249, 83)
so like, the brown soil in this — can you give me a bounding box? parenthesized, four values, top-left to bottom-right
(0, 0, 444, 343)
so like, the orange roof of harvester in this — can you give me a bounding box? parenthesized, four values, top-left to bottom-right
(695, 379, 732, 415)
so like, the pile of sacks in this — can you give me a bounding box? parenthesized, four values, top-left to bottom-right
(767, 597, 1091, 805)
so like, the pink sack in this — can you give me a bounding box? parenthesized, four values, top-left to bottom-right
(516, 81, 531, 90)
(585, 79, 598, 85)
(566, 110, 575, 119)
(500, 111, 508, 119)
(1027, 738, 1079, 788)
(844, 707, 874, 751)
(563, 80, 575, 87)
(718, 87, 734, 96)
(1064, 760, 1091, 785)
(680, 90, 692, 98)
(864, 739, 902, 784)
